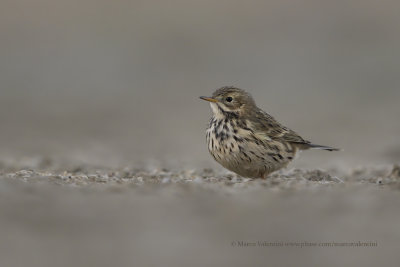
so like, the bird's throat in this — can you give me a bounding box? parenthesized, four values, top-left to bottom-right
(210, 103, 239, 120)
(210, 103, 224, 119)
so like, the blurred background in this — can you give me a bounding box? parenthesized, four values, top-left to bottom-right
(1, 1, 400, 267)
(1, 0, 399, 169)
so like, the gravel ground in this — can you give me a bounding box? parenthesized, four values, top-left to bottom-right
(1, 158, 400, 267)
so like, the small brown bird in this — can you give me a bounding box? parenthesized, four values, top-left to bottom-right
(200, 86, 339, 179)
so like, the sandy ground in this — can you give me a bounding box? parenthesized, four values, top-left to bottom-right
(1, 158, 400, 267)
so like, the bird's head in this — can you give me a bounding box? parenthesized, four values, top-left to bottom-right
(200, 86, 256, 116)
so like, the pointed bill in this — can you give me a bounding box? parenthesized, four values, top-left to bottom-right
(199, 96, 218, 103)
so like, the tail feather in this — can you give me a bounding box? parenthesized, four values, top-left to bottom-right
(308, 144, 340, 151)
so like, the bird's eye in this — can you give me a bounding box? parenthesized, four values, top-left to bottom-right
(226, 97, 233, 102)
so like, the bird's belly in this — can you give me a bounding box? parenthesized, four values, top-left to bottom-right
(206, 127, 296, 178)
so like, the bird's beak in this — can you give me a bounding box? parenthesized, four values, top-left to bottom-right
(199, 96, 218, 103)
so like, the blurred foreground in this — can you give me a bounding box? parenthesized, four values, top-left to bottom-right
(0, 160, 399, 267)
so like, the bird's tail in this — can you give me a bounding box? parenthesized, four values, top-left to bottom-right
(308, 143, 341, 152)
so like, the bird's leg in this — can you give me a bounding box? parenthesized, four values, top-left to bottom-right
(261, 170, 273, 179)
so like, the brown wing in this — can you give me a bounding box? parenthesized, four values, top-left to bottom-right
(248, 109, 339, 151)
(249, 109, 311, 145)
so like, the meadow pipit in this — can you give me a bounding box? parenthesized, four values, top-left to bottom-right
(200, 86, 339, 179)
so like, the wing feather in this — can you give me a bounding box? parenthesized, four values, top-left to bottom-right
(248, 109, 310, 145)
